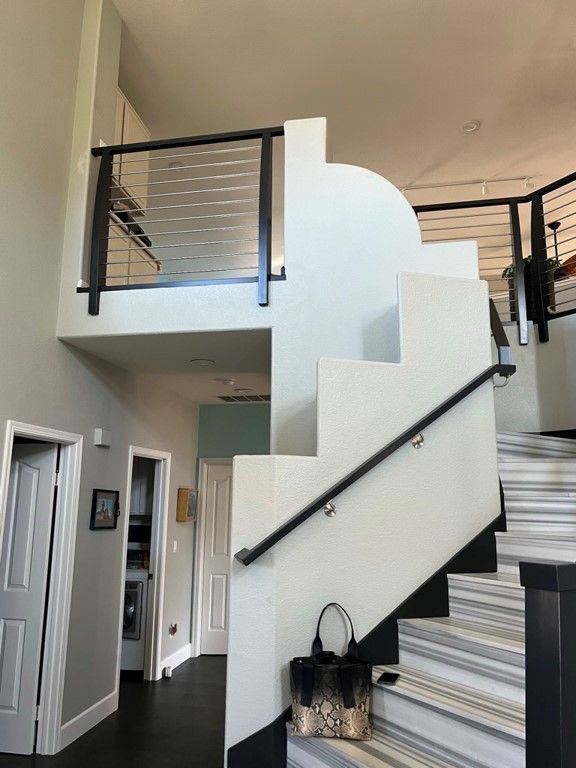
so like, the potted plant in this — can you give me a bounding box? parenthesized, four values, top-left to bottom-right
(501, 254, 565, 319)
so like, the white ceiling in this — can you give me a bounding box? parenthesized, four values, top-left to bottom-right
(115, 0, 576, 202)
(68, 329, 271, 404)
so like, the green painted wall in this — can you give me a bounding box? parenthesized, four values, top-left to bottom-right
(197, 403, 271, 458)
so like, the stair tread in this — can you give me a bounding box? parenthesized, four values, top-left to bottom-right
(398, 616, 524, 652)
(501, 459, 576, 465)
(447, 571, 521, 587)
(288, 728, 461, 768)
(372, 664, 525, 737)
(496, 531, 576, 539)
(497, 432, 576, 460)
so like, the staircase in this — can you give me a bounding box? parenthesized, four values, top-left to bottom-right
(287, 432, 576, 768)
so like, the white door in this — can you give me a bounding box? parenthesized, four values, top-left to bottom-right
(200, 461, 233, 655)
(0, 444, 58, 754)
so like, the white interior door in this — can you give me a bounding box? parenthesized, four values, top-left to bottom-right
(200, 461, 233, 655)
(0, 443, 58, 754)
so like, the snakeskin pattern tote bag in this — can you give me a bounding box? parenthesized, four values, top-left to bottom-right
(290, 603, 372, 740)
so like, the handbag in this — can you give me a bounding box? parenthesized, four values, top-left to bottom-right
(290, 602, 372, 740)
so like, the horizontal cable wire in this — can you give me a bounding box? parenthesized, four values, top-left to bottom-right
(544, 185, 576, 204)
(117, 158, 261, 176)
(111, 171, 260, 190)
(547, 280, 576, 295)
(550, 297, 576, 308)
(543, 199, 576, 216)
(106, 224, 257, 239)
(555, 244, 576, 260)
(111, 184, 259, 202)
(112, 145, 261, 164)
(421, 232, 512, 243)
(107, 237, 258, 252)
(106, 265, 257, 279)
(108, 211, 258, 226)
(419, 223, 512, 233)
(545, 210, 576, 226)
(423, 240, 512, 249)
(545, 223, 576, 239)
(126, 197, 259, 214)
(103, 250, 258, 267)
(417, 211, 509, 222)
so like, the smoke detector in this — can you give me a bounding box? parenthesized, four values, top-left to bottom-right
(463, 120, 482, 134)
(189, 358, 215, 367)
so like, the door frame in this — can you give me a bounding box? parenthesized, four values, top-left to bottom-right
(191, 458, 233, 657)
(116, 446, 171, 684)
(0, 420, 83, 756)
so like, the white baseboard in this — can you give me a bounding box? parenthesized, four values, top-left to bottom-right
(59, 689, 118, 751)
(159, 642, 192, 674)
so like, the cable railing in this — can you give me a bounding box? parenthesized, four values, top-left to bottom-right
(537, 174, 576, 320)
(84, 127, 284, 315)
(414, 170, 576, 345)
(415, 201, 525, 335)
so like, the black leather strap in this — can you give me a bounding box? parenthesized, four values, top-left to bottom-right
(311, 603, 359, 658)
(299, 663, 315, 707)
(339, 664, 357, 709)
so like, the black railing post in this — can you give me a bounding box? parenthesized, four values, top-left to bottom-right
(89, 150, 113, 316)
(257, 131, 273, 307)
(520, 561, 576, 768)
(530, 193, 550, 342)
(509, 202, 528, 345)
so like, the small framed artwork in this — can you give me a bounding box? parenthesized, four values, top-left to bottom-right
(90, 489, 120, 530)
(176, 487, 198, 523)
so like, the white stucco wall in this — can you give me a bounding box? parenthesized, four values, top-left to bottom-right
(494, 315, 576, 433)
(225, 272, 500, 751)
(0, 0, 199, 735)
(58, 115, 480, 456)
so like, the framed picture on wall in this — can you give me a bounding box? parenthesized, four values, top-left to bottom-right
(90, 489, 120, 530)
(176, 487, 198, 523)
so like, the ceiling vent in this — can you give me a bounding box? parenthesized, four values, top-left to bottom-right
(218, 394, 271, 403)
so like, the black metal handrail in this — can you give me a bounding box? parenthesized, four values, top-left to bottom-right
(235, 300, 514, 566)
(86, 126, 284, 315)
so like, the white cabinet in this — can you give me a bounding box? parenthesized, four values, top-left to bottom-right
(113, 89, 151, 212)
(107, 90, 159, 283)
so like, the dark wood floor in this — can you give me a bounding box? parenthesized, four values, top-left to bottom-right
(0, 656, 226, 768)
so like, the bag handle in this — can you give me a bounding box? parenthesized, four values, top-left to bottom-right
(311, 602, 359, 658)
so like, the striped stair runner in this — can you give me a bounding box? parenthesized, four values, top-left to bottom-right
(287, 432, 576, 768)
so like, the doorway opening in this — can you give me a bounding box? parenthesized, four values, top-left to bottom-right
(192, 458, 233, 657)
(0, 421, 83, 756)
(117, 447, 171, 686)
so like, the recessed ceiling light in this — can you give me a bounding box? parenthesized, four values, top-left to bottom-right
(189, 358, 215, 367)
(215, 378, 236, 386)
(463, 119, 482, 134)
(234, 388, 253, 395)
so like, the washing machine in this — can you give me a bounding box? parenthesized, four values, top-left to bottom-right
(121, 569, 149, 671)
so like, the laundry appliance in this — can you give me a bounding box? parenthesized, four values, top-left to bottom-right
(121, 568, 149, 671)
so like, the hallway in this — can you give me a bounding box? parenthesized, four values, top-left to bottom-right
(0, 657, 226, 768)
